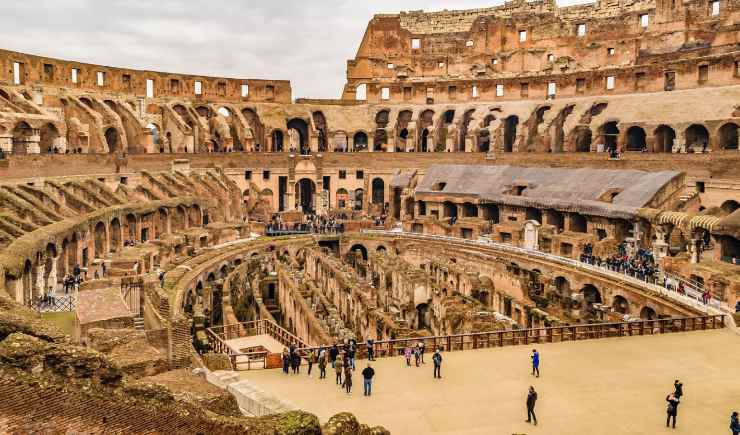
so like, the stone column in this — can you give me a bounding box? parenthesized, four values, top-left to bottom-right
(35, 261, 46, 299)
(689, 239, 701, 263)
(652, 225, 670, 259)
(26, 131, 41, 154)
(48, 256, 59, 291)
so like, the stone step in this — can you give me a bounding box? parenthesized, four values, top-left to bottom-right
(133, 317, 145, 330)
(227, 379, 297, 417)
(206, 369, 242, 388)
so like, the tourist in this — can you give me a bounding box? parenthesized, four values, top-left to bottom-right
(735, 301, 740, 313)
(366, 338, 375, 361)
(531, 349, 540, 378)
(666, 393, 680, 429)
(526, 386, 538, 426)
(348, 340, 356, 370)
(343, 363, 353, 394)
(330, 343, 339, 368)
(673, 380, 683, 399)
(306, 349, 315, 376)
(281, 349, 290, 374)
(335, 354, 344, 385)
(433, 348, 442, 379)
(414, 344, 421, 367)
(730, 411, 740, 435)
(417, 340, 425, 364)
(361, 363, 375, 396)
(318, 348, 327, 379)
(291, 348, 301, 374)
(404, 345, 412, 367)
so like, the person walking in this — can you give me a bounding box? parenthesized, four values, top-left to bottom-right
(526, 386, 538, 426)
(673, 380, 683, 399)
(335, 355, 344, 386)
(330, 344, 339, 369)
(291, 349, 301, 374)
(318, 349, 327, 379)
(366, 338, 375, 361)
(414, 345, 421, 367)
(281, 349, 290, 375)
(348, 341, 357, 371)
(418, 341, 425, 364)
(362, 363, 375, 396)
(404, 346, 412, 367)
(306, 349, 315, 377)
(433, 348, 442, 379)
(730, 411, 740, 435)
(343, 364, 353, 394)
(531, 349, 540, 378)
(666, 393, 680, 429)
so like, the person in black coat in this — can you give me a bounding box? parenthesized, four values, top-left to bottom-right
(666, 393, 680, 428)
(673, 380, 683, 399)
(329, 344, 339, 368)
(526, 386, 538, 426)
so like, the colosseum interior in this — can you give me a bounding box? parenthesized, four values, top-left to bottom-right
(1, 0, 739, 433)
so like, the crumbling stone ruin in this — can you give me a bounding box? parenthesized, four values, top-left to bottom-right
(0, 0, 739, 433)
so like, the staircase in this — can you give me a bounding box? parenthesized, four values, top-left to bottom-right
(133, 316, 145, 330)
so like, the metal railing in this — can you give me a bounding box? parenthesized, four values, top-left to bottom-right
(26, 293, 77, 313)
(298, 315, 725, 360)
(361, 230, 729, 314)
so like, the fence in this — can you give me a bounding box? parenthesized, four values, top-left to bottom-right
(206, 319, 308, 370)
(298, 314, 725, 360)
(26, 293, 77, 313)
(120, 277, 143, 316)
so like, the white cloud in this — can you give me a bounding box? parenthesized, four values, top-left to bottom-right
(0, 0, 594, 98)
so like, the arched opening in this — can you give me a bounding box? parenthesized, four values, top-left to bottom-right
(156, 208, 168, 239)
(416, 303, 430, 329)
(105, 127, 120, 153)
(349, 244, 368, 261)
(504, 115, 519, 152)
(420, 128, 430, 152)
(287, 118, 309, 153)
(396, 110, 413, 152)
(12, 121, 33, 155)
(110, 218, 121, 253)
(600, 121, 619, 151)
(571, 214, 588, 233)
(295, 178, 316, 213)
(718, 123, 739, 150)
(721, 200, 739, 215)
(94, 222, 107, 259)
(242, 108, 265, 149)
(333, 132, 348, 152)
(39, 123, 59, 154)
(625, 126, 646, 151)
(653, 125, 675, 153)
(477, 130, 490, 153)
(685, 124, 709, 151)
(462, 202, 478, 218)
(612, 295, 629, 315)
(354, 188, 364, 211)
(373, 129, 388, 152)
(640, 306, 657, 320)
(147, 123, 162, 152)
(313, 111, 328, 152)
(418, 110, 434, 152)
(443, 201, 458, 220)
(353, 132, 368, 151)
(581, 284, 602, 315)
(371, 178, 385, 205)
(336, 188, 349, 209)
(572, 127, 592, 152)
(554, 276, 570, 297)
(271, 130, 284, 152)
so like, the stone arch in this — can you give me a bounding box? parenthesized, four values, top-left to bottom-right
(371, 178, 385, 205)
(295, 178, 316, 213)
(242, 108, 265, 148)
(612, 295, 630, 314)
(554, 276, 570, 297)
(336, 188, 349, 208)
(195, 106, 211, 118)
(287, 118, 309, 151)
(718, 122, 739, 150)
(572, 126, 592, 152)
(333, 132, 348, 152)
(105, 127, 120, 153)
(477, 130, 490, 152)
(271, 129, 284, 152)
(93, 221, 107, 259)
(503, 115, 518, 152)
(354, 188, 364, 210)
(156, 207, 169, 239)
(313, 111, 328, 151)
(625, 126, 646, 151)
(110, 217, 121, 253)
(721, 200, 739, 215)
(685, 124, 709, 150)
(39, 123, 60, 154)
(12, 121, 33, 155)
(640, 306, 657, 320)
(599, 121, 619, 151)
(353, 131, 368, 151)
(125, 213, 137, 241)
(653, 125, 675, 153)
(349, 243, 368, 261)
(443, 201, 458, 219)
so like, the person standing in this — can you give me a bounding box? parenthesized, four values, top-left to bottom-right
(730, 411, 740, 435)
(414, 345, 421, 367)
(673, 380, 683, 399)
(526, 386, 538, 426)
(362, 363, 375, 396)
(330, 344, 339, 369)
(433, 348, 442, 379)
(531, 349, 540, 378)
(348, 341, 357, 371)
(291, 349, 301, 374)
(666, 393, 680, 429)
(343, 364, 353, 394)
(366, 338, 375, 361)
(318, 349, 327, 379)
(306, 349, 315, 377)
(335, 355, 344, 386)
(418, 340, 425, 364)
(281, 349, 290, 375)
(404, 346, 412, 367)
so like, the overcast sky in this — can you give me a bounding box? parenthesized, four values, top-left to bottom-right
(0, 0, 591, 99)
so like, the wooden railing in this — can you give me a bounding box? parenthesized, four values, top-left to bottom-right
(206, 319, 307, 370)
(297, 315, 725, 360)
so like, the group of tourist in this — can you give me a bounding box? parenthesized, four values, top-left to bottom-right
(580, 243, 660, 284)
(266, 213, 346, 235)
